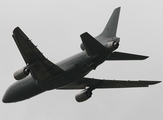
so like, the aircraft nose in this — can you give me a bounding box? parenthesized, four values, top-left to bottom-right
(2, 88, 14, 103)
(2, 94, 10, 103)
(2, 81, 20, 103)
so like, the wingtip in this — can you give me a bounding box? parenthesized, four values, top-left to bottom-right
(116, 7, 121, 10)
(136, 55, 149, 60)
(14, 26, 20, 30)
(80, 32, 89, 37)
(143, 56, 149, 60)
(155, 81, 161, 84)
(150, 81, 161, 85)
(13, 27, 21, 34)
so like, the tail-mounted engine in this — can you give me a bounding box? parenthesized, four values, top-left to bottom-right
(75, 89, 92, 102)
(13, 67, 30, 80)
(80, 43, 85, 51)
(80, 40, 119, 52)
(105, 41, 119, 51)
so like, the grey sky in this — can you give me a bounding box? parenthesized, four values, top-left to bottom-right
(1, 0, 163, 120)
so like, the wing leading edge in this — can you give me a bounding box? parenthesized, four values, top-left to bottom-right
(12, 27, 64, 82)
(58, 77, 161, 89)
(12, 27, 45, 64)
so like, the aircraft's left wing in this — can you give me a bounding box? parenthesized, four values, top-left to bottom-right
(58, 78, 161, 89)
(12, 27, 64, 82)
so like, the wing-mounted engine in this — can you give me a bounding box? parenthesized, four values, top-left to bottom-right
(75, 89, 92, 102)
(13, 67, 30, 80)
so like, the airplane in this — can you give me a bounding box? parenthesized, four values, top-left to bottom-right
(2, 7, 161, 103)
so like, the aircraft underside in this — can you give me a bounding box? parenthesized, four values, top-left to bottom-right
(2, 7, 161, 103)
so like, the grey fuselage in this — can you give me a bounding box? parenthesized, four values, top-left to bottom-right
(3, 50, 111, 103)
(3, 7, 121, 103)
(3, 7, 158, 103)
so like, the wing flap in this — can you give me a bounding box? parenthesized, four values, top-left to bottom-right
(58, 78, 160, 89)
(107, 51, 148, 60)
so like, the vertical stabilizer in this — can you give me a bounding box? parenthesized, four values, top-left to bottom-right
(98, 7, 121, 38)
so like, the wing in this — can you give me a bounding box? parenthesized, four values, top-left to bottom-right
(12, 27, 45, 64)
(107, 51, 148, 60)
(58, 77, 161, 89)
(12, 27, 64, 82)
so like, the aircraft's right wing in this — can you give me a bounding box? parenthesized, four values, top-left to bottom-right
(58, 78, 161, 89)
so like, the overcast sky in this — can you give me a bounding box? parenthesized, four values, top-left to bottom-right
(0, 0, 163, 120)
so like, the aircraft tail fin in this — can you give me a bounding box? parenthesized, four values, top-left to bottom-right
(95, 7, 120, 44)
(99, 7, 120, 38)
(80, 32, 106, 57)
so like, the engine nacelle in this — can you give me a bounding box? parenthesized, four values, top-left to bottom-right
(81, 41, 119, 52)
(13, 67, 29, 80)
(80, 43, 85, 51)
(105, 41, 119, 51)
(75, 89, 92, 102)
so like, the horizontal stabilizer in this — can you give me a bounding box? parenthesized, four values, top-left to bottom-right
(107, 52, 148, 60)
(58, 77, 161, 89)
(80, 32, 106, 57)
